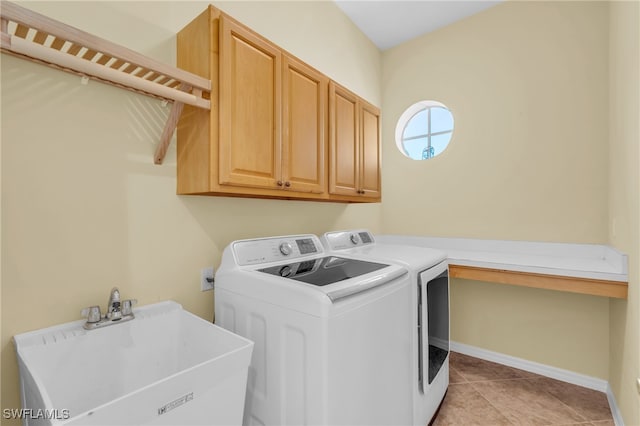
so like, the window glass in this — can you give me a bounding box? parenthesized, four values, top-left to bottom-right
(431, 133, 452, 157)
(430, 107, 454, 134)
(402, 109, 428, 139)
(395, 101, 454, 160)
(403, 136, 429, 160)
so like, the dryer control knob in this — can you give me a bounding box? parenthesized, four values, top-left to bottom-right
(279, 242, 293, 255)
(350, 234, 359, 245)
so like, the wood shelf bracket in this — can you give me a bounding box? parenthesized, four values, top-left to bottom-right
(0, 1, 211, 165)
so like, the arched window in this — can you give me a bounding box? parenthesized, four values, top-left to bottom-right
(395, 101, 454, 160)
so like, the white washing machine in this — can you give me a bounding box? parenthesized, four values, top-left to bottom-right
(322, 230, 450, 426)
(214, 234, 414, 426)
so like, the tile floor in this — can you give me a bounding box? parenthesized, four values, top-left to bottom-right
(431, 352, 614, 426)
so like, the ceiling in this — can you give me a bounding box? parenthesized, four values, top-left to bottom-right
(334, 1, 502, 51)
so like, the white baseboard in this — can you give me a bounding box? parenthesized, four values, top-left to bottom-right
(606, 382, 626, 426)
(450, 341, 624, 426)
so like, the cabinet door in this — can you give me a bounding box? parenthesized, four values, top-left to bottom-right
(329, 82, 359, 196)
(282, 56, 327, 194)
(360, 101, 381, 199)
(219, 16, 282, 189)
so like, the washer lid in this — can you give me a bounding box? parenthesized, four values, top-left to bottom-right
(258, 256, 389, 286)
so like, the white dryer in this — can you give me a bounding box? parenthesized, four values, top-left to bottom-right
(322, 230, 450, 426)
(214, 234, 414, 426)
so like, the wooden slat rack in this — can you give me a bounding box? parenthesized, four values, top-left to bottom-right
(0, 1, 211, 164)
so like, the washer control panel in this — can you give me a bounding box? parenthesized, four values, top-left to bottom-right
(233, 234, 323, 266)
(323, 229, 375, 251)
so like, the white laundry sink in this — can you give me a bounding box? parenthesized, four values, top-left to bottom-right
(14, 301, 253, 426)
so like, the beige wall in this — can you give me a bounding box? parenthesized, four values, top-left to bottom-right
(0, 1, 382, 417)
(381, 1, 609, 243)
(381, 1, 611, 378)
(451, 280, 610, 379)
(608, 1, 640, 424)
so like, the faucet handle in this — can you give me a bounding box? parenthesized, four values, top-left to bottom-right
(121, 299, 138, 316)
(81, 305, 102, 323)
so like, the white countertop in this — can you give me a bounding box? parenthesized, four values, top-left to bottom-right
(376, 235, 628, 283)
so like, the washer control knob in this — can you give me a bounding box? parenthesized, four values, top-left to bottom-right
(279, 265, 292, 277)
(279, 242, 293, 256)
(350, 234, 359, 245)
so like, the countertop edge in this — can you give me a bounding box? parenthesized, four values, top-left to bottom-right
(375, 235, 629, 283)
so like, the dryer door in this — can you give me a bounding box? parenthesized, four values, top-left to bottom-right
(418, 261, 450, 392)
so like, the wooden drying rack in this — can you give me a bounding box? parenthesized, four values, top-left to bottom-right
(0, 1, 211, 164)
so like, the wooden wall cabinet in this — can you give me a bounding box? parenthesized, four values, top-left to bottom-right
(329, 82, 381, 201)
(177, 6, 379, 203)
(281, 56, 328, 195)
(177, 6, 327, 200)
(218, 17, 327, 195)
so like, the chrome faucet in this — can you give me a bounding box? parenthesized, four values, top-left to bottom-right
(106, 287, 122, 320)
(81, 287, 137, 330)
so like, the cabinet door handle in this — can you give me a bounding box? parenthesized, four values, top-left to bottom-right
(277, 180, 283, 187)
(285, 181, 291, 187)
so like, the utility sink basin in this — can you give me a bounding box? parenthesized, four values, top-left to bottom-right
(14, 301, 253, 425)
